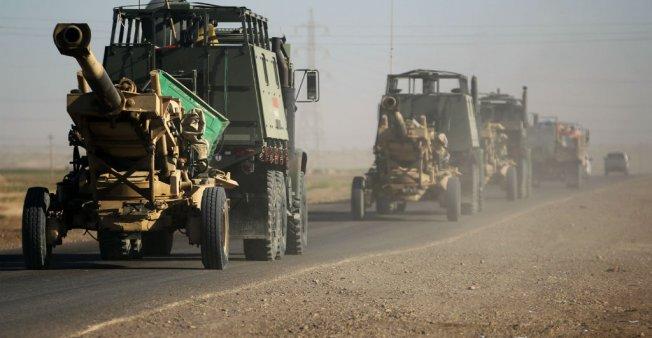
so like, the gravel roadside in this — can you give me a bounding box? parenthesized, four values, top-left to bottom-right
(77, 177, 652, 337)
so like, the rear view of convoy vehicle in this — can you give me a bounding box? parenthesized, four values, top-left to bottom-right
(22, 1, 318, 269)
(528, 115, 590, 188)
(351, 70, 484, 221)
(478, 88, 532, 200)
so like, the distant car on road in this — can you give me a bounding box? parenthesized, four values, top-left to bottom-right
(604, 152, 629, 176)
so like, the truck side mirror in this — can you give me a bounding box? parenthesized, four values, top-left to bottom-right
(293, 69, 320, 103)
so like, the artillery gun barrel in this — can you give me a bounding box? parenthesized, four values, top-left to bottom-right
(53, 23, 123, 112)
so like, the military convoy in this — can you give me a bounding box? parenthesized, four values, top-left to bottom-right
(351, 70, 483, 221)
(528, 115, 590, 188)
(22, 1, 318, 269)
(478, 88, 532, 200)
(22, 1, 595, 269)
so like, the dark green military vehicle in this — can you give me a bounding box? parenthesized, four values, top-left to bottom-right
(357, 69, 483, 216)
(103, 1, 318, 260)
(478, 87, 532, 199)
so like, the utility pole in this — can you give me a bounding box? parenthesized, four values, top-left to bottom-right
(295, 8, 327, 163)
(48, 134, 54, 184)
(389, 0, 395, 74)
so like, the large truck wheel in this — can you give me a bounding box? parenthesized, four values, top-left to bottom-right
(517, 158, 529, 199)
(525, 158, 533, 197)
(99, 231, 141, 260)
(566, 162, 582, 189)
(446, 177, 461, 221)
(22, 187, 52, 269)
(351, 176, 366, 220)
(462, 163, 480, 215)
(142, 231, 174, 256)
(200, 186, 229, 270)
(244, 170, 286, 261)
(275, 172, 287, 259)
(287, 172, 308, 254)
(506, 166, 518, 201)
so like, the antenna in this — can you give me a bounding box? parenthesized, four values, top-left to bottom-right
(389, 0, 394, 74)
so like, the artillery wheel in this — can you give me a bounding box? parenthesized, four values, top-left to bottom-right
(446, 177, 461, 222)
(142, 231, 174, 256)
(22, 187, 52, 269)
(506, 166, 518, 201)
(351, 176, 366, 220)
(462, 163, 480, 215)
(287, 171, 308, 254)
(200, 187, 229, 270)
(244, 170, 286, 261)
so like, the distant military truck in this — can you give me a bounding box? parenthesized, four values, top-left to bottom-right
(351, 69, 483, 220)
(478, 87, 532, 200)
(351, 95, 463, 221)
(528, 115, 590, 188)
(103, 1, 319, 260)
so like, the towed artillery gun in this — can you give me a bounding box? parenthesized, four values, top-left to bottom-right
(478, 87, 532, 200)
(351, 96, 462, 221)
(351, 69, 483, 221)
(99, 1, 319, 260)
(528, 115, 590, 188)
(22, 23, 236, 269)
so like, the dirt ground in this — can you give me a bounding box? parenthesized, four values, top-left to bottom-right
(81, 176, 652, 337)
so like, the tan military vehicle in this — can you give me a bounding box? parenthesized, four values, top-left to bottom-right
(351, 69, 484, 222)
(478, 88, 532, 200)
(22, 24, 236, 270)
(529, 115, 590, 188)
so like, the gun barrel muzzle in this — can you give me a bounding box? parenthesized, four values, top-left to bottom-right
(54, 23, 123, 112)
(381, 96, 398, 110)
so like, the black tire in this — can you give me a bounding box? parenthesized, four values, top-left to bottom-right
(566, 162, 582, 189)
(142, 231, 174, 256)
(99, 231, 141, 260)
(396, 201, 407, 213)
(517, 158, 529, 199)
(462, 163, 480, 215)
(243, 170, 285, 261)
(200, 186, 229, 269)
(351, 176, 365, 220)
(287, 172, 308, 254)
(22, 187, 52, 269)
(275, 172, 287, 259)
(446, 177, 461, 222)
(506, 166, 518, 201)
(376, 195, 392, 215)
(525, 158, 533, 198)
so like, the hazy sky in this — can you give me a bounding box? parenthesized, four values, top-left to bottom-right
(1, 0, 651, 154)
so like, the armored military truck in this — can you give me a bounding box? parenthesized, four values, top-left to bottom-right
(351, 70, 483, 220)
(478, 87, 532, 200)
(529, 115, 590, 188)
(76, 1, 317, 261)
(351, 95, 463, 221)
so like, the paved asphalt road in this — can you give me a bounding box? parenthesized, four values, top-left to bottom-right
(0, 175, 628, 337)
